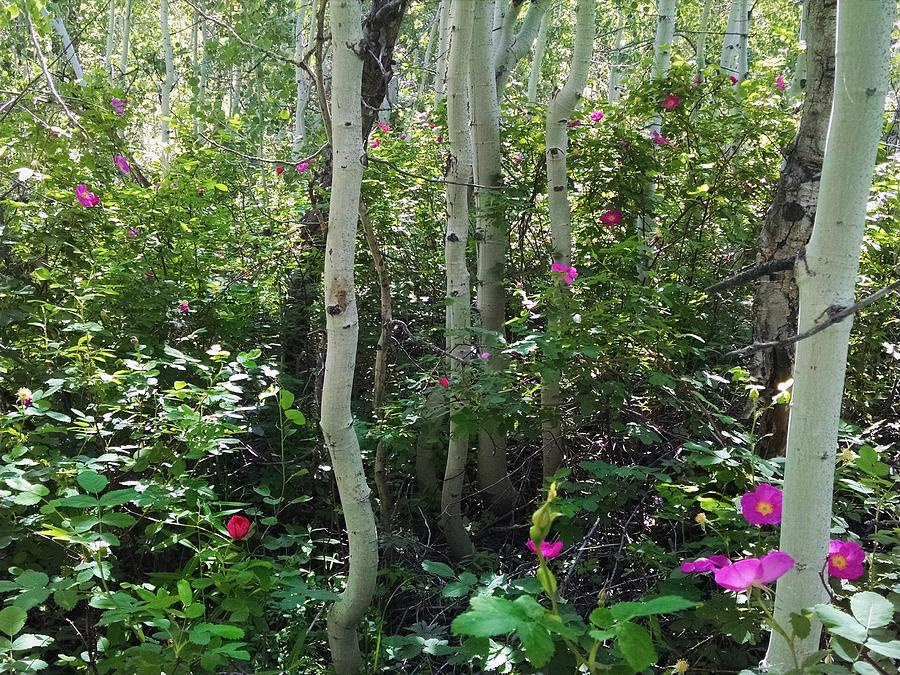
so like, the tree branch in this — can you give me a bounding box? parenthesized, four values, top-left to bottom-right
(706, 255, 798, 294)
(727, 277, 900, 357)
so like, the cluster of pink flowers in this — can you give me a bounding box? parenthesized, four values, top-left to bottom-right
(110, 98, 126, 116)
(376, 120, 392, 133)
(370, 138, 382, 149)
(75, 184, 100, 208)
(551, 262, 578, 286)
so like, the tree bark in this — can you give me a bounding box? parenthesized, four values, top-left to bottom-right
(720, 0, 749, 81)
(160, 0, 174, 163)
(541, 0, 595, 477)
(118, 0, 133, 81)
(440, 0, 476, 560)
(46, 12, 85, 84)
(106, 0, 117, 77)
(495, 0, 550, 99)
(471, 1, 519, 515)
(695, 0, 715, 76)
(752, 0, 835, 458)
(433, 0, 451, 102)
(359, 0, 409, 141)
(526, 10, 550, 104)
(764, 1, 894, 669)
(294, 0, 312, 154)
(607, 8, 626, 103)
(789, 0, 810, 97)
(321, 1, 378, 672)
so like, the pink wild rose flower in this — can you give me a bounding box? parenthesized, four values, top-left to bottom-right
(776, 74, 786, 91)
(713, 551, 795, 592)
(600, 209, 623, 227)
(370, 138, 382, 149)
(526, 539, 564, 560)
(110, 98, 126, 116)
(377, 120, 392, 133)
(478, 351, 490, 360)
(178, 300, 190, 314)
(75, 184, 100, 208)
(114, 154, 131, 174)
(127, 227, 139, 238)
(728, 75, 739, 84)
(650, 130, 671, 146)
(828, 540, 865, 580)
(551, 262, 578, 285)
(436, 134, 444, 143)
(296, 162, 310, 173)
(513, 152, 523, 165)
(438, 376, 450, 388)
(661, 94, 681, 111)
(590, 110, 605, 123)
(275, 166, 285, 175)
(740, 483, 783, 525)
(680, 554, 730, 574)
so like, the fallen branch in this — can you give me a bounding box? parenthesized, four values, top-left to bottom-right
(705, 255, 798, 294)
(196, 129, 325, 167)
(728, 277, 900, 357)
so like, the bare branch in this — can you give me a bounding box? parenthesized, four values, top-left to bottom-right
(706, 255, 798, 294)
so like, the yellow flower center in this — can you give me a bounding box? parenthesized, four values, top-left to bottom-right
(832, 554, 848, 570)
(755, 501, 774, 516)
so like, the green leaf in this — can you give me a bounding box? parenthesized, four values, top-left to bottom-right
(188, 627, 211, 645)
(53, 590, 78, 611)
(865, 638, 900, 659)
(850, 592, 893, 631)
(852, 662, 880, 675)
(451, 596, 521, 637)
(56, 494, 100, 508)
(279, 389, 295, 410)
(100, 512, 137, 528)
(0, 607, 27, 637)
(76, 471, 108, 494)
(830, 635, 859, 662)
(15, 571, 48, 590)
(10, 634, 52, 650)
(790, 612, 811, 640)
(854, 446, 889, 477)
(177, 580, 192, 607)
(609, 595, 697, 621)
(516, 622, 555, 667)
(589, 607, 613, 629)
(99, 489, 139, 507)
(815, 605, 867, 643)
(422, 560, 455, 579)
(614, 621, 657, 672)
(284, 409, 306, 425)
(207, 624, 244, 639)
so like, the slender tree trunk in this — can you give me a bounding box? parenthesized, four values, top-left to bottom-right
(789, 0, 809, 97)
(160, 0, 174, 163)
(440, 0, 476, 560)
(46, 12, 85, 84)
(607, 8, 625, 103)
(294, 0, 312, 154)
(695, 0, 715, 76)
(752, 0, 835, 458)
(321, 1, 378, 672)
(198, 18, 211, 123)
(118, 0, 133, 81)
(106, 0, 117, 77)
(526, 10, 550, 104)
(495, 0, 550, 98)
(471, 1, 519, 515)
(720, 0, 749, 81)
(413, 7, 439, 116)
(433, 0, 451, 102)
(493, 0, 522, 69)
(764, 1, 894, 669)
(541, 0, 595, 478)
(230, 67, 242, 117)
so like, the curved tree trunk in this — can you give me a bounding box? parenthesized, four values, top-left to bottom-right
(294, 0, 312, 154)
(471, 1, 519, 515)
(321, 1, 379, 672)
(695, 0, 715, 76)
(433, 0, 451, 102)
(160, 0, 174, 163)
(526, 11, 550, 104)
(118, 0, 133, 82)
(720, 0, 749, 81)
(495, 0, 550, 99)
(607, 8, 626, 103)
(752, 0, 835, 458)
(440, 0, 476, 560)
(764, 0, 894, 668)
(541, 0, 595, 477)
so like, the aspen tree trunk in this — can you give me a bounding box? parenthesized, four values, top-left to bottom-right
(607, 8, 625, 104)
(440, 0, 475, 560)
(198, 19, 211, 121)
(752, 0, 835, 458)
(695, 0, 715, 75)
(789, 0, 809, 97)
(191, 11, 200, 135)
(493, 0, 522, 69)
(413, 13, 439, 117)
(764, 1, 894, 669)
(47, 13, 85, 84)
(105, 0, 116, 77)
(230, 67, 242, 117)
(433, 0, 451, 102)
(118, 0, 133, 81)
(495, 0, 550, 98)
(294, 0, 312, 154)
(471, 1, 519, 515)
(320, 1, 378, 672)
(160, 0, 174, 161)
(378, 77, 398, 125)
(527, 11, 550, 104)
(541, 0, 595, 477)
(720, 0, 749, 81)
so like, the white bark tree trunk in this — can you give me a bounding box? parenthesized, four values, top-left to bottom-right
(106, 0, 117, 77)
(471, 1, 519, 515)
(695, 0, 715, 76)
(230, 66, 242, 117)
(764, 1, 894, 669)
(118, 0, 133, 81)
(495, 0, 550, 99)
(720, 0, 749, 81)
(320, 1, 378, 673)
(46, 13, 85, 84)
(789, 0, 809, 97)
(541, 0, 595, 477)
(493, 0, 521, 69)
(440, 0, 476, 560)
(607, 8, 626, 103)
(294, 0, 312, 154)
(160, 0, 174, 163)
(433, 0, 452, 102)
(526, 10, 550, 104)
(412, 9, 439, 117)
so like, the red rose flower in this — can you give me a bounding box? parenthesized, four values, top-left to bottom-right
(226, 514, 251, 540)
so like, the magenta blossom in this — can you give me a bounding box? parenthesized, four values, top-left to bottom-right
(650, 130, 671, 146)
(370, 138, 382, 149)
(728, 75, 739, 84)
(590, 110, 605, 123)
(713, 551, 794, 592)
(566, 119, 582, 128)
(178, 300, 190, 314)
(527, 539, 564, 560)
(478, 351, 490, 360)
(513, 152, 523, 165)
(828, 540, 865, 580)
(114, 154, 131, 174)
(436, 134, 444, 143)
(110, 98, 126, 116)
(438, 376, 450, 388)
(600, 209, 623, 227)
(75, 183, 100, 208)
(740, 484, 783, 526)
(376, 120, 392, 133)
(551, 262, 578, 286)
(127, 227, 139, 238)
(296, 162, 309, 173)
(661, 94, 681, 111)
(680, 555, 730, 574)
(775, 74, 786, 91)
